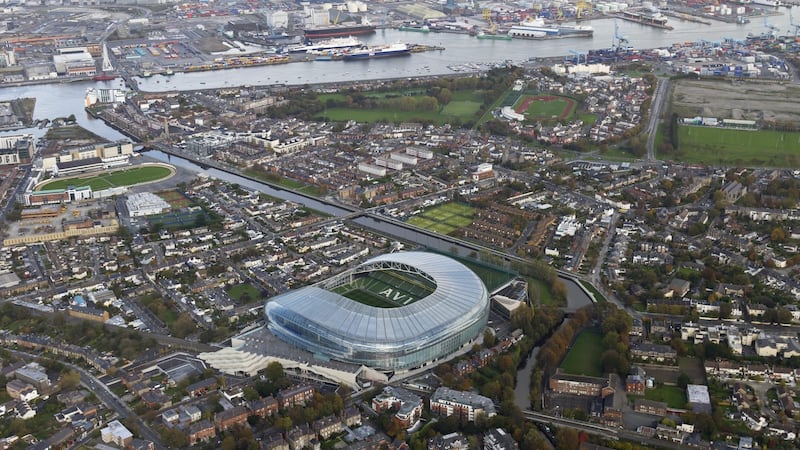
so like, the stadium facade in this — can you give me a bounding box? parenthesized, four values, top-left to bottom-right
(264, 252, 490, 371)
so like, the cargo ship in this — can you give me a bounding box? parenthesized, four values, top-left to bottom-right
(476, 32, 512, 40)
(619, 8, 672, 29)
(508, 17, 593, 39)
(287, 36, 363, 53)
(304, 24, 376, 39)
(92, 72, 116, 81)
(399, 25, 430, 33)
(342, 43, 411, 60)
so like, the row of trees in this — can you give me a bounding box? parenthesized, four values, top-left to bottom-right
(1, 303, 157, 363)
(531, 303, 633, 411)
(511, 260, 568, 305)
(325, 94, 441, 112)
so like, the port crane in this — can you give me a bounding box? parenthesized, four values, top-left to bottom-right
(576, 0, 592, 20)
(612, 19, 629, 51)
(482, 8, 497, 34)
(764, 17, 780, 38)
(790, 14, 800, 37)
(568, 49, 587, 64)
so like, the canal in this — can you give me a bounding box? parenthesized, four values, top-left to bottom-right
(142, 149, 595, 311)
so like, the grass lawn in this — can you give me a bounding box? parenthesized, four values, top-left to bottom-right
(598, 147, 638, 161)
(678, 125, 800, 167)
(441, 100, 482, 116)
(527, 277, 554, 305)
(320, 107, 442, 123)
(407, 216, 437, 229)
(157, 190, 194, 208)
(244, 168, 326, 196)
(317, 90, 485, 125)
(579, 113, 597, 126)
(580, 281, 607, 303)
(645, 385, 687, 409)
(476, 88, 518, 126)
(457, 259, 515, 292)
(560, 329, 604, 377)
(407, 202, 474, 236)
(520, 98, 570, 118)
(226, 283, 263, 303)
(37, 165, 172, 191)
(336, 288, 396, 308)
(428, 222, 457, 234)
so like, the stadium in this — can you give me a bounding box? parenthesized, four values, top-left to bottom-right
(264, 252, 489, 371)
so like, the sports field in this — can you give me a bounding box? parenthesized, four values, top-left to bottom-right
(407, 202, 474, 235)
(514, 95, 577, 122)
(157, 189, 194, 208)
(678, 125, 800, 167)
(560, 329, 604, 377)
(332, 270, 436, 308)
(37, 165, 174, 191)
(316, 90, 484, 125)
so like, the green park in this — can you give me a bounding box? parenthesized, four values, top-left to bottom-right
(677, 126, 800, 167)
(316, 89, 485, 125)
(407, 202, 474, 236)
(645, 385, 688, 409)
(36, 165, 174, 191)
(559, 329, 605, 377)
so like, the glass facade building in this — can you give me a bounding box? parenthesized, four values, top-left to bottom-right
(264, 252, 489, 371)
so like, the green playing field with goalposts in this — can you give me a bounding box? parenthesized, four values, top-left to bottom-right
(678, 126, 800, 167)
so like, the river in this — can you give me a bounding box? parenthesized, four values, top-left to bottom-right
(133, 7, 800, 92)
(1, 7, 798, 129)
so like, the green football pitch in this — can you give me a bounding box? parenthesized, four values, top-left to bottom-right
(37, 165, 173, 191)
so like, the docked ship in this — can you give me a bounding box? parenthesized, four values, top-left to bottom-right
(508, 17, 593, 39)
(92, 73, 116, 81)
(751, 0, 782, 6)
(304, 24, 376, 39)
(399, 25, 430, 33)
(342, 43, 411, 60)
(287, 36, 363, 53)
(477, 32, 512, 40)
(620, 7, 672, 29)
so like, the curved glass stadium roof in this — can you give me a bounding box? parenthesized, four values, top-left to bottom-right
(264, 252, 490, 370)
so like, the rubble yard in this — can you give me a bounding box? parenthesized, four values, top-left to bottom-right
(670, 79, 800, 123)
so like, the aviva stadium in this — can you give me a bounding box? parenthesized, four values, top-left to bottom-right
(264, 252, 490, 371)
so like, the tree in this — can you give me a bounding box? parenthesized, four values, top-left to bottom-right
(719, 302, 732, 319)
(677, 372, 690, 389)
(522, 428, 548, 450)
(161, 427, 188, 448)
(264, 361, 285, 382)
(274, 416, 292, 431)
(483, 329, 497, 348)
(58, 370, 81, 391)
(221, 435, 236, 450)
(555, 427, 580, 450)
(171, 313, 197, 338)
(551, 279, 568, 303)
(243, 386, 260, 401)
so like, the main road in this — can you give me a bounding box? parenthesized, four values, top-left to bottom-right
(645, 77, 670, 162)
